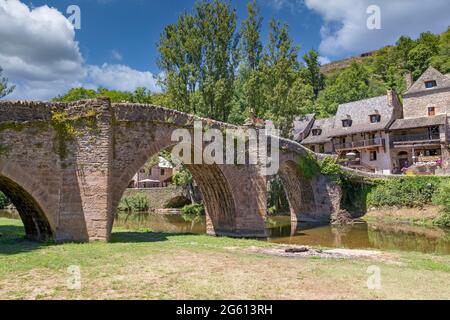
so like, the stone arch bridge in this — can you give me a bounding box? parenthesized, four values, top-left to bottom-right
(0, 98, 345, 242)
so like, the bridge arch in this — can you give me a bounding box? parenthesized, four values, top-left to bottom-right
(110, 136, 238, 237)
(277, 159, 317, 223)
(0, 162, 54, 241)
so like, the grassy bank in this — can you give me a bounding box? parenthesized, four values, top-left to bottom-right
(0, 218, 449, 300)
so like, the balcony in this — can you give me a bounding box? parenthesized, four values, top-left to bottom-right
(392, 133, 441, 147)
(334, 138, 385, 152)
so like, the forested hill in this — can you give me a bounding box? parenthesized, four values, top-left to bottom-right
(314, 28, 450, 118)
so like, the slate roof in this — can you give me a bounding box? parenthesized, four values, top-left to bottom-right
(404, 66, 450, 96)
(389, 114, 447, 131)
(330, 95, 395, 137)
(292, 114, 315, 141)
(302, 117, 335, 144)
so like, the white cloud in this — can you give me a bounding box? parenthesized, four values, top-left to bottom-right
(304, 0, 450, 58)
(86, 64, 159, 92)
(0, 0, 160, 101)
(0, 0, 84, 81)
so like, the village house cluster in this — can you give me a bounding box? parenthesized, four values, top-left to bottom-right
(129, 156, 175, 188)
(294, 67, 450, 175)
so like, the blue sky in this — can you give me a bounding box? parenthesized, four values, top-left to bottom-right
(1, 0, 449, 100)
(26, 0, 324, 73)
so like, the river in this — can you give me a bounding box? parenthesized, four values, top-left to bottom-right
(1, 210, 449, 254)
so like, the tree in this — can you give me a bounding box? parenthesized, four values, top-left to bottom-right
(303, 49, 325, 98)
(158, 0, 239, 122)
(260, 19, 300, 136)
(407, 44, 436, 79)
(240, 0, 263, 71)
(0, 67, 15, 99)
(233, 0, 264, 121)
(158, 13, 202, 114)
(53, 87, 161, 103)
(431, 27, 450, 74)
(53, 87, 97, 102)
(315, 62, 385, 117)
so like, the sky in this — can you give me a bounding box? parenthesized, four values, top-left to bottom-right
(0, 0, 449, 100)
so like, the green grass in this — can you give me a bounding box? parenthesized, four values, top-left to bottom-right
(0, 218, 449, 300)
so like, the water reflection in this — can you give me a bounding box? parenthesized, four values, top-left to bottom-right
(2, 210, 449, 254)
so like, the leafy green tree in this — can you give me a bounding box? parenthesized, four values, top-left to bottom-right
(315, 62, 386, 117)
(431, 27, 450, 74)
(231, 0, 264, 122)
(0, 67, 15, 99)
(54, 87, 161, 104)
(407, 44, 436, 79)
(260, 19, 300, 136)
(0, 192, 10, 209)
(240, 0, 263, 71)
(158, 13, 202, 114)
(158, 0, 239, 122)
(303, 49, 325, 98)
(53, 88, 98, 102)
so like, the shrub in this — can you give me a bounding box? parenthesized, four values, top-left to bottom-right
(181, 203, 205, 217)
(118, 193, 150, 213)
(367, 176, 445, 208)
(432, 180, 450, 228)
(297, 153, 321, 180)
(0, 192, 10, 209)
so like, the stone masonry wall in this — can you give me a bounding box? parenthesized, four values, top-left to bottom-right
(0, 98, 344, 242)
(403, 90, 450, 119)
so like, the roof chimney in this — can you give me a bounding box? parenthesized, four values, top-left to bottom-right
(387, 89, 401, 107)
(387, 89, 404, 118)
(405, 72, 413, 89)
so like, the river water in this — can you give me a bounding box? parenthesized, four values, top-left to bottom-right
(1, 210, 449, 254)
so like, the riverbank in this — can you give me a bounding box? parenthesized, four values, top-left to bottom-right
(0, 218, 449, 300)
(363, 206, 442, 226)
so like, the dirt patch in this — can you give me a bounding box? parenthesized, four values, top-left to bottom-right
(245, 245, 396, 261)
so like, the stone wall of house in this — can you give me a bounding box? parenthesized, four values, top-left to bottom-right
(403, 90, 450, 119)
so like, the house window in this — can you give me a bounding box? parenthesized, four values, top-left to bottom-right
(428, 107, 436, 116)
(370, 151, 377, 161)
(319, 144, 325, 153)
(370, 115, 381, 123)
(139, 169, 145, 174)
(342, 119, 353, 127)
(160, 169, 165, 176)
(425, 80, 437, 89)
(312, 129, 322, 136)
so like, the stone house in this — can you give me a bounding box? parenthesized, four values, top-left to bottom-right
(296, 66, 450, 175)
(130, 157, 175, 188)
(388, 66, 450, 174)
(300, 117, 335, 154)
(328, 92, 403, 174)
